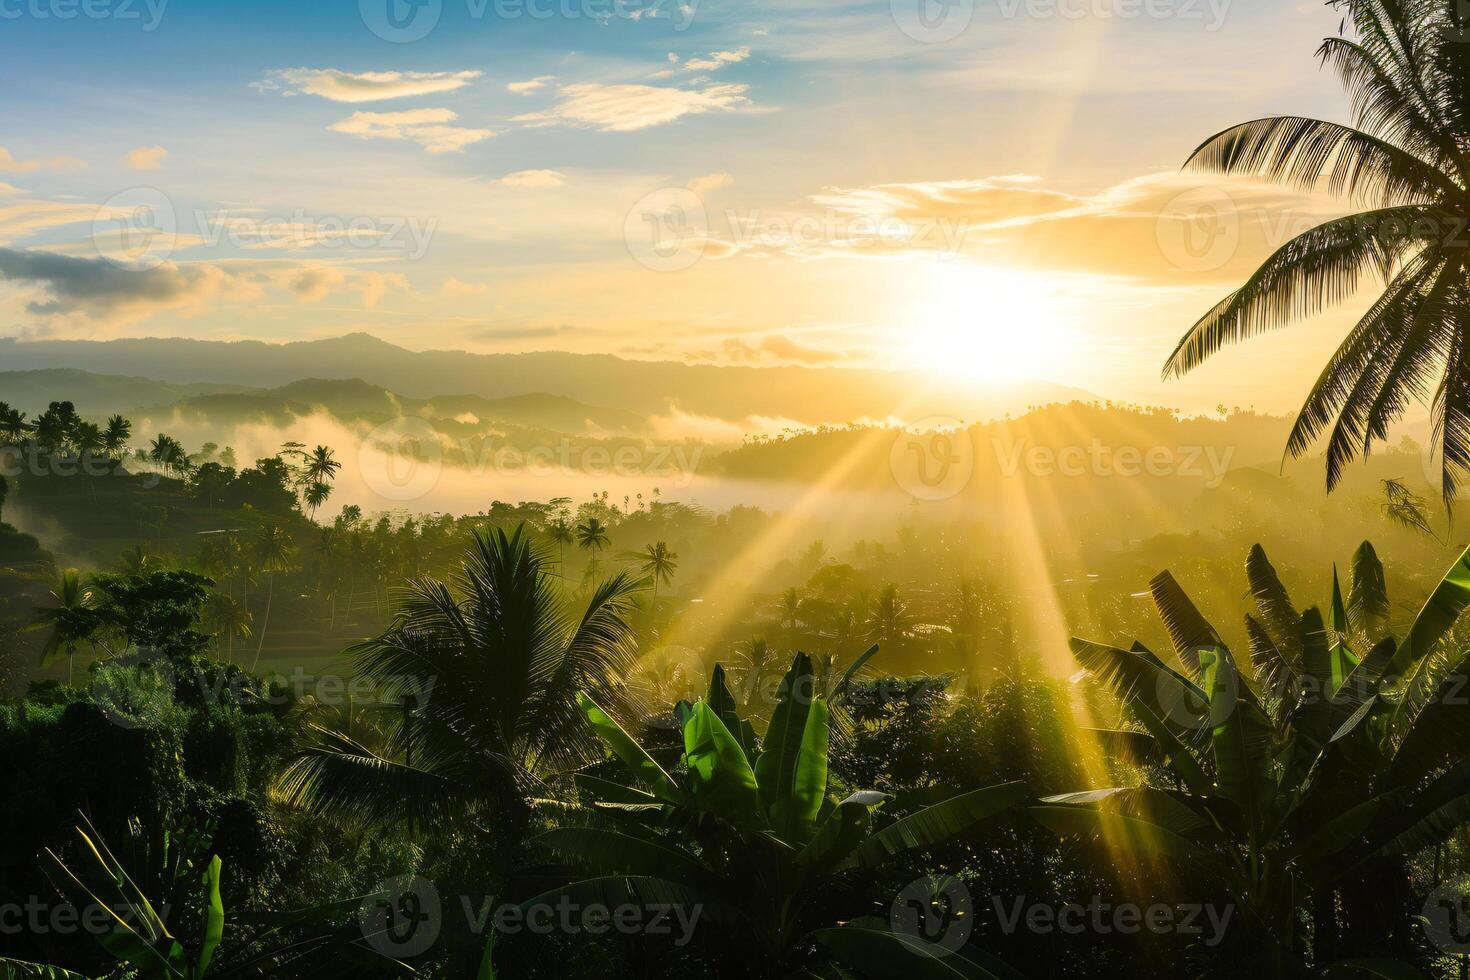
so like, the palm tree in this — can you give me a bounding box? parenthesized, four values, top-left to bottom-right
(31, 569, 98, 686)
(303, 480, 332, 520)
(102, 414, 131, 459)
(866, 583, 913, 650)
(575, 517, 609, 552)
(547, 517, 574, 573)
(250, 523, 295, 669)
(305, 444, 341, 485)
(276, 525, 644, 847)
(148, 433, 186, 476)
(204, 590, 253, 659)
(623, 540, 678, 599)
(1165, 1, 1470, 500)
(0, 402, 27, 445)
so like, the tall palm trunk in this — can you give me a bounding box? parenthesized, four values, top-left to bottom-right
(252, 572, 274, 671)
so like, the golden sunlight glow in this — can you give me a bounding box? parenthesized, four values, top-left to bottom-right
(903, 262, 1075, 383)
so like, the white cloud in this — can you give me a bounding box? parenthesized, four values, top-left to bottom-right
(124, 146, 168, 171)
(688, 172, 734, 195)
(683, 47, 750, 72)
(0, 147, 86, 173)
(506, 75, 556, 95)
(500, 169, 567, 189)
(329, 108, 494, 153)
(512, 82, 756, 132)
(255, 68, 482, 103)
(0, 182, 23, 198)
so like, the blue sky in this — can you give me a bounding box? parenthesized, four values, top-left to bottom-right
(0, 0, 1372, 411)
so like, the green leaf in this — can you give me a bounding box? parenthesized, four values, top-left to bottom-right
(797, 799, 873, 873)
(536, 828, 712, 883)
(197, 856, 224, 978)
(1027, 806, 1229, 881)
(1083, 727, 1163, 767)
(683, 701, 765, 828)
(1347, 541, 1390, 645)
(813, 928, 1018, 980)
(1246, 544, 1301, 659)
(1070, 638, 1210, 744)
(0, 960, 93, 980)
(1203, 648, 1276, 836)
(577, 692, 685, 806)
(476, 931, 497, 980)
(707, 664, 753, 759)
(574, 773, 661, 808)
(833, 643, 881, 700)
(1386, 649, 1470, 788)
(1150, 570, 1224, 676)
(1384, 542, 1470, 678)
(1125, 698, 1214, 799)
(755, 654, 823, 838)
(856, 782, 1027, 868)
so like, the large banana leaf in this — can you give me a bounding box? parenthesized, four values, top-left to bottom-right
(1202, 648, 1276, 838)
(1246, 544, 1301, 659)
(1246, 614, 1295, 714)
(683, 701, 765, 829)
(755, 654, 828, 841)
(1150, 570, 1224, 676)
(1383, 542, 1470, 678)
(577, 692, 685, 806)
(1385, 649, 1470, 788)
(796, 798, 873, 873)
(707, 664, 756, 761)
(536, 827, 714, 884)
(855, 782, 1027, 867)
(1083, 727, 1163, 767)
(1027, 805, 1228, 875)
(1041, 787, 1216, 838)
(813, 928, 1019, 980)
(1347, 542, 1390, 646)
(197, 856, 224, 978)
(1070, 638, 1210, 742)
(1125, 697, 1214, 798)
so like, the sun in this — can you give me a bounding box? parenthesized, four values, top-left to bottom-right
(902, 262, 1074, 383)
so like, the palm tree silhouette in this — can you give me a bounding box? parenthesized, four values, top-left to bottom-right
(575, 517, 610, 553)
(276, 525, 644, 843)
(102, 415, 131, 460)
(250, 523, 295, 669)
(623, 540, 678, 599)
(32, 569, 98, 686)
(547, 518, 574, 573)
(1166, 1, 1470, 499)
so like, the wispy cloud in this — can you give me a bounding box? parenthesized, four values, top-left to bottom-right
(512, 82, 757, 132)
(500, 169, 567, 189)
(124, 146, 168, 171)
(0, 147, 85, 173)
(506, 75, 556, 95)
(255, 68, 482, 103)
(329, 108, 494, 153)
(689, 172, 734, 195)
(683, 47, 751, 72)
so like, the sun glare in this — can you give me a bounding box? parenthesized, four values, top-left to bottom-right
(903, 262, 1074, 384)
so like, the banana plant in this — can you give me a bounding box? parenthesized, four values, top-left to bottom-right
(7, 814, 411, 979)
(1054, 541, 1470, 976)
(521, 652, 1029, 978)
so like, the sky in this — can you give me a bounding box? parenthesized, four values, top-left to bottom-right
(0, 0, 1379, 413)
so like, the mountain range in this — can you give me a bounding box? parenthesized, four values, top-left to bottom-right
(0, 334, 1093, 426)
